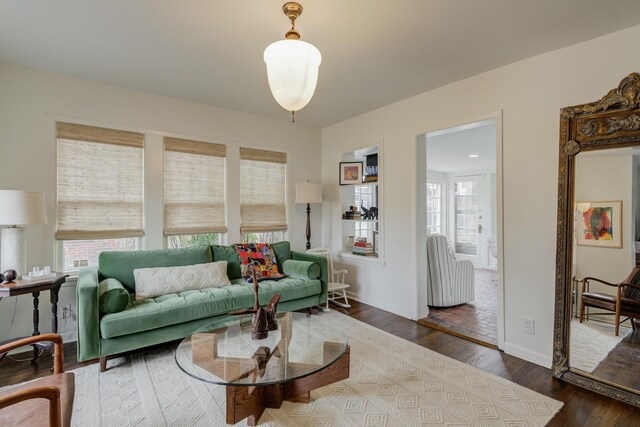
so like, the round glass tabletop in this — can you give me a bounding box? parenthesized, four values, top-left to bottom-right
(175, 312, 348, 387)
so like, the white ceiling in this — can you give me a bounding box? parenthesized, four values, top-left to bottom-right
(426, 120, 496, 174)
(1, 1, 640, 127)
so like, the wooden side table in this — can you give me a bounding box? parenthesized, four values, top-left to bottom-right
(0, 272, 69, 361)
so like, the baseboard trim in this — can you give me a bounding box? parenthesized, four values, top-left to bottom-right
(416, 318, 498, 350)
(503, 342, 552, 368)
(345, 292, 415, 320)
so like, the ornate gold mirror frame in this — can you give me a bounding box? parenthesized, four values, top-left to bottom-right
(553, 73, 640, 406)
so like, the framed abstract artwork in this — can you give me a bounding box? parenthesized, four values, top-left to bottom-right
(339, 162, 363, 185)
(575, 201, 622, 248)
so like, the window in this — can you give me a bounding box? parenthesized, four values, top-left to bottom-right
(354, 185, 375, 239)
(62, 238, 138, 271)
(241, 231, 285, 244)
(163, 137, 227, 246)
(454, 181, 478, 255)
(167, 233, 221, 249)
(426, 182, 442, 234)
(56, 122, 144, 270)
(239, 148, 287, 241)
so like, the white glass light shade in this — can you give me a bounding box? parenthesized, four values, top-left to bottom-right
(264, 39, 321, 112)
(0, 190, 47, 225)
(295, 182, 322, 204)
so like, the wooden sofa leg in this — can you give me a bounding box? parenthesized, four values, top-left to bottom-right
(307, 307, 314, 315)
(99, 356, 108, 372)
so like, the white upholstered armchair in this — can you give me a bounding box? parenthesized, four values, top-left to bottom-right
(426, 234, 475, 307)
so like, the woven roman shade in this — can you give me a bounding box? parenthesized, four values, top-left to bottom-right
(55, 122, 145, 240)
(164, 137, 227, 236)
(239, 148, 287, 233)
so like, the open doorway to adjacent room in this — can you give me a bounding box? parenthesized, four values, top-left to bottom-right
(415, 116, 503, 348)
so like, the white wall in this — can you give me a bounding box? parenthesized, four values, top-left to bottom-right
(321, 24, 640, 367)
(0, 63, 321, 344)
(574, 154, 635, 301)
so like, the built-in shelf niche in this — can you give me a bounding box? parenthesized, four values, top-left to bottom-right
(339, 143, 384, 264)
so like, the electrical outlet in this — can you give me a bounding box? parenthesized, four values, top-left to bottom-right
(523, 318, 535, 335)
(62, 304, 72, 320)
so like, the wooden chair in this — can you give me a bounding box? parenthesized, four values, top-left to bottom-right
(580, 268, 640, 336)
(306, 247, 351, 310)
(0, 334, 74, 427)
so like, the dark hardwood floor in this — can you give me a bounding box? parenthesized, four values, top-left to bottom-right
(592, 328, 640, 391)
(2, 300, 640, 426)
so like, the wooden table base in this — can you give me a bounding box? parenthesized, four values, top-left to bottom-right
(225, 346, 350, 426)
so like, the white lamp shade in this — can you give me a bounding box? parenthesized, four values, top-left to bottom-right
(264, 39, 322, 112)
(0, 190, 47, 225)
(295, 182, 322, 204)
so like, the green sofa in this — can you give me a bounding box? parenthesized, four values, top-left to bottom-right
(76, 241, 327, 367)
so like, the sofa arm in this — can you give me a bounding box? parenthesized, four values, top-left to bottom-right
(291, 251, 328, 304)
(282, 259, 321, 280)
(76, 267, 101, 362)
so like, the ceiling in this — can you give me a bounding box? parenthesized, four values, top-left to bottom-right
(426, 120, 496, 174)
(2, 1, 640, 127)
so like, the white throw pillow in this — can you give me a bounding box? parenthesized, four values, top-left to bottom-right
(133, 261, 231, 300)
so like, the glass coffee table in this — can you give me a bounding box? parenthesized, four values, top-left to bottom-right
(175, 312, 350, 426)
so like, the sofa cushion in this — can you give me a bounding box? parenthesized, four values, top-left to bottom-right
(211, 245, 242, 280)
(282, 259, 321, 280)
(99, 278, 130, 314)
(271, 241, 291, 272)
(99, 245, 212, 293)
(100, 277, 321, 339)
(233, 243, 284, 282)
(133, 261, 231, 301)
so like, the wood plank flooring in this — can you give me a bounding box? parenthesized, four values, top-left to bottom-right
(1, 300, 640, 426)
(592, 328, 640, 391)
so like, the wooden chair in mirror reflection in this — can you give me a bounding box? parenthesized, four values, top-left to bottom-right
(580, 268, 640, 336)
(306, 247, 351, 310)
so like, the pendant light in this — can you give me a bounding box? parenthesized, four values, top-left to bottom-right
(264, 2, 321, 123)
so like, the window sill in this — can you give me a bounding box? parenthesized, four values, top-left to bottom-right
(338, 252, 386, 266)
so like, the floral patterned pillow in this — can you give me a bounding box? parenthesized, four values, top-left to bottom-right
(233, 243, 284, 283)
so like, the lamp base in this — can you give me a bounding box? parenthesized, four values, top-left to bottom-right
(1, 227, 26, 277)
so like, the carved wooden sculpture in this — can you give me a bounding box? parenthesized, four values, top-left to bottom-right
(229, 261, 281, 340)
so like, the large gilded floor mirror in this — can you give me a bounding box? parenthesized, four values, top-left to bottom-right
(554, 73, 640, 406)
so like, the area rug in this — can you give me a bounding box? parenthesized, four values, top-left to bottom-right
(569, 320, 627, 373)
(62, 311, 561, 426)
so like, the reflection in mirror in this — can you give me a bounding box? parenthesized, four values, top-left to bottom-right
(570, 147, 640, 392)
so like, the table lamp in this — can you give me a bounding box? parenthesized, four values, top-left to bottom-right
(295, 182, 322, 250)
(0, 190, 48, 277)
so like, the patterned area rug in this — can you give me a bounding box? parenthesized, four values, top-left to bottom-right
(66, 311, 561, 426)
(570, 320, 627, 373)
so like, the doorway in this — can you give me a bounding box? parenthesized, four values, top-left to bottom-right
(416, 115, 503, 349)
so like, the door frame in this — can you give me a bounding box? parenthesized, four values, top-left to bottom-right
(415, 110, 505, 350)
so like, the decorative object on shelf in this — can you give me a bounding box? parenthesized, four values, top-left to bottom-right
(295, 181, 323, 250)
(361, 206, 379, 220)
(0, 190, 47, 277)
(339, 162, 363, 185)
(264, 2, 322, 123)
(346, 235, 355, 251)
(229, 262, 281, 340)
(352, 238, 374, 256)
(575, 201, 622, 248)
(364, 153, 378, 182)
(2, 269, 17, 283)
(342, 205, 362, 220)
